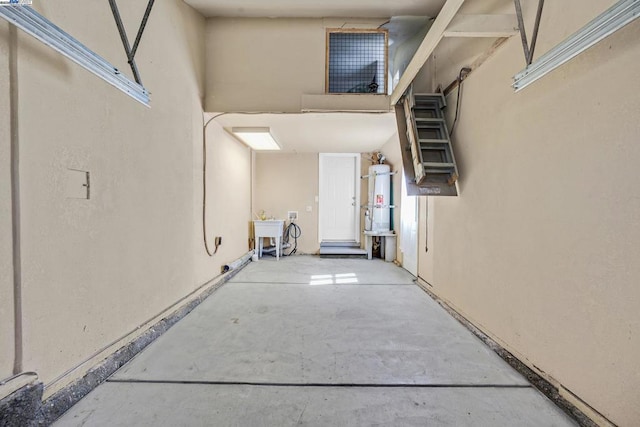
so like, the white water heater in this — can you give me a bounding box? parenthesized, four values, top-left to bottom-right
(367, 164, 391, 232)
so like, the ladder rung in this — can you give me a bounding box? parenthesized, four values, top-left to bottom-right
(414, 98, 445, 104)
(411, 104, 442, 111)
(414, 93, 446, 98)
(423, 162, 455, 168)
(413, 102, 444, 108)
(425, 169, 455, 174)
(419, 139, 448, 144)
(415, 117, 446, 123)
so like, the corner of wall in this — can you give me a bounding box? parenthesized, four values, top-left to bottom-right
(0, 20, 16, 379)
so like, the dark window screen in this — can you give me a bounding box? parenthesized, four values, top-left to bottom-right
(328, 32, 386, 94)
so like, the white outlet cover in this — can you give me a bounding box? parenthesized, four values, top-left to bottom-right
(288, 211, 298, 220)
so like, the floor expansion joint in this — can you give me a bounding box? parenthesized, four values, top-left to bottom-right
(229, 281, 417, 286)
(106, 379, 533, 389)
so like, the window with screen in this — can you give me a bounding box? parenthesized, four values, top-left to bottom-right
(326, 30, 388, 95)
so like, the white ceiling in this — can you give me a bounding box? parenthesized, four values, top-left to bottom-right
(184, 0, 446, 18)
(212, 112, 398, 153)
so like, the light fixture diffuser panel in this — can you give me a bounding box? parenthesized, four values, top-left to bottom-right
(231, 127, 281, 151)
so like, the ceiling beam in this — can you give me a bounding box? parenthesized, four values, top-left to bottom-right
(444, 14, 518, 38)
(390, 0, 466, 106)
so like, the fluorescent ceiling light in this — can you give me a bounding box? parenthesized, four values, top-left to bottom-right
(513, 0, 640, 92)
(231, 127, 281, 151)
(0, 5, 150, 106)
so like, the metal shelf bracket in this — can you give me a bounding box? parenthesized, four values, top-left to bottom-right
(108, 0, 155, 85)
(513, 0, 545, 65)
(0, 4, 151, 105)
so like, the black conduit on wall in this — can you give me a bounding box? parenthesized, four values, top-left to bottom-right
(9, 24, 24, 375)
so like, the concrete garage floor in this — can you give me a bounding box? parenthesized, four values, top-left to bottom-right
(55, 256, 576, 426)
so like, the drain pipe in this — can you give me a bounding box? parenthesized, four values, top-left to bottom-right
(9, 24, 24, 375)
(221, 250, 254, 274)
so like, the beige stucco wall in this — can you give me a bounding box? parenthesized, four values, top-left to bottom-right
(419, 2, 640, 425)
(254, 153, 320, 254)
(0, 22, 15, 379)
(205, 17, 387, 113)
(254, 152, 373, 254)
(0, 0, 252, 388)
(194, 121, 251, 281)
(378, 135, 403, 260)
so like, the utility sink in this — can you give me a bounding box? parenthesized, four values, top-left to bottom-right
(254, 220, 285, 260)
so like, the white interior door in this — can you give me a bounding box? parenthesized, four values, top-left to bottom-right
(400, 171, 418, 276)
(319, 153, 360, 242)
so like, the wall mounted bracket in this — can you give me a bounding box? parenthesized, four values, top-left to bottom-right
(513, 0, 545, 65)
(513, 0, 640, 91)
(108, 0, 155, 85)
(0, 5, 150, 105)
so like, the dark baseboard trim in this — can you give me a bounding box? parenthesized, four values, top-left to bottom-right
(414, 277, 604, 427)
(37, 260, 250, 426)
(0, 382, 43, 427)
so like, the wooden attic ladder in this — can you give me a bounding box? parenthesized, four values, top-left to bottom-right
(396, 91, 459, 196)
